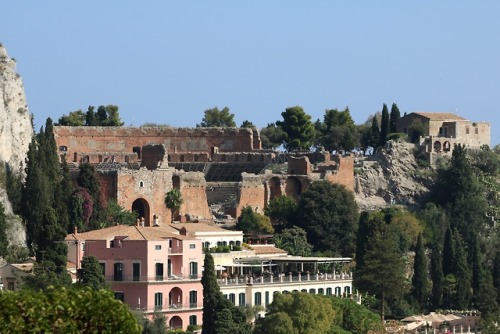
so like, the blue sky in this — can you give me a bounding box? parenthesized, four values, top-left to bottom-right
(2, 2, 499, 145)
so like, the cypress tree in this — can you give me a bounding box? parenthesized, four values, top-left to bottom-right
(202, 252, 250, 334)
(389, 103, 401, 133)
(21, 119, 71, 288)
(469, 229, 483, 294)
(0, 203, 8, 257)
(370, 116, 380, 148)
(453, 230, 472, 309)
(430, 242, 444, 309)
(379, 104, 390, 147)
(492, 250, 500, 304)
(411, 234, 429, 310)
(202, 252, 219, 334)
(442, 226, 455, 276)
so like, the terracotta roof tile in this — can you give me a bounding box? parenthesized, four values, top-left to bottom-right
(65, 224, 192, 242)
(170, 222, 236, 234)
(252, 245, 287, 255)
(412, 112, 468, 121)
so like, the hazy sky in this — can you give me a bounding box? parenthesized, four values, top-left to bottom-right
(2, 1, 499, 145)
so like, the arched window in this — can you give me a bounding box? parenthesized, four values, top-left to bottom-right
(326, 288, 332, 295)
(344, 286, 351, 295)
(239, 293, 246, 306)
(335, 287, 341, 296)
(318, 288, 324, 295)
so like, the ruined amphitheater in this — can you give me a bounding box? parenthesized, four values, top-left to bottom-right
(54, 126, 354, 226)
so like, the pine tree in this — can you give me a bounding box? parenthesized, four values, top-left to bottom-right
(411, 234, 429, 310)
(389, 103, 401, 133)
(430, 242, 444, 309)
(379, 104, 390, 147)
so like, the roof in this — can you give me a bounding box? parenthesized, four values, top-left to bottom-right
(65, 224, 193, 242)
(171, 222, 241, 235)
(411, 112, 468, 121)
(251, 245, 287, 255)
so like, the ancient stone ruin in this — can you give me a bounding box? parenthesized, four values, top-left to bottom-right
(54, 126, 354, 225)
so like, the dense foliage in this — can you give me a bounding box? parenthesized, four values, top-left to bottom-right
(276, 106, 316, 151)
(295, 181, 359, 256)
(254, 292, 382, 334)
(0, 287, 141, 333)
(197, 106, 236, 127)
(236, 206, 274, 236)
(57, 105, 124, 126)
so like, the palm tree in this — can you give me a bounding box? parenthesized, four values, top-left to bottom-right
(165, 188, 183, 223)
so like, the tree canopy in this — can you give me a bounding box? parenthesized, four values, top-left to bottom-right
(57, 105, 124, 126)
(197, 106, 236, 127)
(276, 106, 316, 151)
(295, 181, 359, 256)
(235, 206, 274, 236)
(165, 188, 183, 223)
(316, 107, 359, 151)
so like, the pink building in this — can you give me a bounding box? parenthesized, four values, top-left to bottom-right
(65, 225, 203, 330)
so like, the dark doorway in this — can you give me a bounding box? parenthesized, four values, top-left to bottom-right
(132, 198, 150, 226)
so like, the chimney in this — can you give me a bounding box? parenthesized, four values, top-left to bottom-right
(74, 226, 78, 234)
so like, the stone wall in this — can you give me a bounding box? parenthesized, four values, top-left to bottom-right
(114, 168, 209, 226)
(54, 126, 261, 163)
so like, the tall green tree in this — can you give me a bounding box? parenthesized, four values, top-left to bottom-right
(379, 104, 390, 147)
(165, 188, 183, 223)
(295, 181, 359, 256)
(198, 106, 236, 127)
(369, 115, 380, 148)
(317, 107, 359, 151)
(411, 234, 429, 311)
(442, 226, 455, 277)
(0, 202, 8, 257)
(430, 242, 444, 309)
(389, 103, 401, 133)
(453, 230, 472, 309)
(355, 225, 407, 321)
(201, 253, 250, 334)
(22, 119, 71, 288)
(276, 106, 316, 151)
(493, 249, 500, 304)
(433, 144, 488, 241)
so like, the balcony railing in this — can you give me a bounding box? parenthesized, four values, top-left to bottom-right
(138, 303, 203, 313)
(106, 274, 199, 283)
(217, 272, 353, 286)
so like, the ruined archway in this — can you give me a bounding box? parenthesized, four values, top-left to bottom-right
(269, 177, 282, 200)
(132, 198, 150, 226)
(285, 176, 302, 201)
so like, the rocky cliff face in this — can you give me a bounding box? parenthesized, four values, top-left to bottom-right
(354, 140, 435, 211)
(0, 45, 33, 177)
(0, 44, 34, 250)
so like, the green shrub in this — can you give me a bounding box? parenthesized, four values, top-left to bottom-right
(0, 286, 141, 333)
